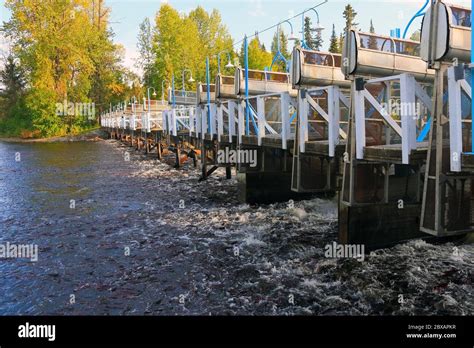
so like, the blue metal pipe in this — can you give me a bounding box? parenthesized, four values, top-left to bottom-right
(248, 104, 259, 136)
(245, 36, 250, 136)
(402, 0, 429, 39)
(206, 57, 211, 134)
(270, 24, 289, 72)
(172, 75, 176, 107)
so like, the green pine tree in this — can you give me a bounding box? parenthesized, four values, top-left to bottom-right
(329, 24, 340, 53)
(0, 54, 26, 112)
(410, 30, 421, 41)
(303, 16, 323, 51)
(368, 20, 378, 49)
(338, 32, 344, 53)
(343, 4, 358, 32)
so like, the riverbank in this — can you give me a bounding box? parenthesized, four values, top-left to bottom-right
(0, 128, 107, 143)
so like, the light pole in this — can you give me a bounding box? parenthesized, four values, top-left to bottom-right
(281, 19, 298, 41)
(147, 87, 157, 113)
(129, 96, 137, 132)
(217, 52, 235, 75)
(147, 87, 157, 133)
(271, 20, 297, 71)
(182, 69, 195, 93)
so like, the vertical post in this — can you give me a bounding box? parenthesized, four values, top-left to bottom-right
(354, 87, 366, 160)
(164, 110, 168, 134)
(244, 36, 250, 136)
(206, 57, 211, 135)
(195, 107, 200, 138)
(156, 132, 162, 160)
(281, 93, 290, 150)
(172, 75, 176, 107)
(471, 0, 474, 153)
(229, 101, 236, 143)
(298, 90, 308, 153)
(400, 74, 417, 165)
(210, 103, 217, 137)
(257, 96, 265, 146)
(238, 102, 245, 144)
(175, 146, 181, 168)
(448, 67, 463, 172)
(189, 107, 195, 136)
(328, 87, 336, 157)
(148, 112, 152, 133)
(148, 88, 152, 131)
(217, 104, 224, 142)
(202, 106, 208, 140)
(334, 87, 342, 149)
(172, 109, 177, 137)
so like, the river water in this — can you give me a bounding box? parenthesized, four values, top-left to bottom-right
(0, 140, 472, 315)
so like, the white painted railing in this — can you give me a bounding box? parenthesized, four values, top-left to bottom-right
(298, 86, 350, 157)
(448, 65, 473, 172)
(163, 106, 195, 136)
(195, 104, 217, 140)
(354, 73, 432, 164)
(216, 101, 238, 143)
(141, 110, 164, 133)
(239, 91, 296, 149)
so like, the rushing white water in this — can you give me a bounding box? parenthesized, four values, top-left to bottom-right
(0, 139, 472, 315)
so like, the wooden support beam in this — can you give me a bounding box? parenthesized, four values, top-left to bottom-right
(175, 146, 181, 168)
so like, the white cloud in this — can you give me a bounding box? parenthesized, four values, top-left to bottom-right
(248, 0, 266, 17)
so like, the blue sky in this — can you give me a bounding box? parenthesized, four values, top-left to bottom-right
(1, 0, 471, 73)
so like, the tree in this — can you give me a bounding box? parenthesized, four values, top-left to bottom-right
(153, 5, 233, 97)
(410, 30, 421, 42)
(368, 20, 378, 50)
(271, 28, 290, 71)
(240, 37, 272, 70)
(0, 54, 26, 112)
(154, 5, 193, 96)
(338, 32, 344, 53)
(314, 31, 323, 52)
(88, 0, 129, 116)
(303, 16, 323, 51)
(1, 0, 129, 136)
(3, 0, 96, 134)
(136, 18, 156, 88)
(304, 17, 314, 49)
(329, 24, 340, 53)
(337, 3, 358, 55)
(188, 7, 233, 81)
(343, 4, 358, 32)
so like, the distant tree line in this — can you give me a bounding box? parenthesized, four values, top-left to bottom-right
(0, 2, 422, 138)
(0, 0, 137, 138)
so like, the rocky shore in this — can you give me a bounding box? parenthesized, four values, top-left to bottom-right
(0, 128, 107, 143)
